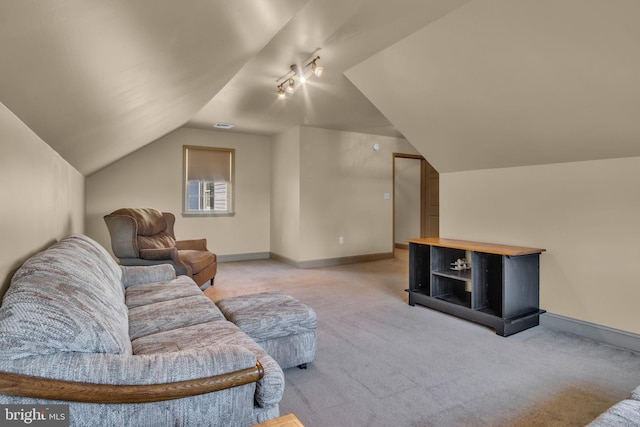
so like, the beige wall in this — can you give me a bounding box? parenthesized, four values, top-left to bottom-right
(87, 124, 419, 265)
(270, 127, 301, 260)
(301, 127, 391, 260)
(440, 156, 640, 334)
(295, 127, 419, 262)
(85, 127, 271, 258)
(0, 102, 84, 295)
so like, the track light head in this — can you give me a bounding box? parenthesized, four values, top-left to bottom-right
(286, 79, 295, 93)
(311, 57, 324, 77)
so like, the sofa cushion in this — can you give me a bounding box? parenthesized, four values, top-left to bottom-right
(132, 321, 234, 354)
(132, 320, 285, 408)
(0, 235, 131, 359)
(216, 291, 318, 341)
(120, 264, 177, 288)
(632, 385, 640, 401)
(128, 295, 225, 340)
(125, 276, 202, 308)
(588, 399, 640, 426)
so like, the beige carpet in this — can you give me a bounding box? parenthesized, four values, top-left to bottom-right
(207, 250, 640, 427)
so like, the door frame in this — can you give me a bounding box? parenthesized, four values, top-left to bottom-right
(392, 153, 427, 252)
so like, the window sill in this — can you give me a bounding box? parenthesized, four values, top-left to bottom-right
(182, 212, 236, 218)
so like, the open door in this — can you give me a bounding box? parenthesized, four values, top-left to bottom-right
(393, 154, 439, 250)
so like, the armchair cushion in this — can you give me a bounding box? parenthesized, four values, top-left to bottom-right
(138, 233, 176, 250)
(115, 207, 166, 236)
(178, 250, 217, 273)
(139, 247, 178, 261)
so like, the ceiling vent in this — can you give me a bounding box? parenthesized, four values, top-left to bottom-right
(213, 122, 234, 129)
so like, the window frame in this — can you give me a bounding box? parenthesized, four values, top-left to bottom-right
(182, 145, 235, 217)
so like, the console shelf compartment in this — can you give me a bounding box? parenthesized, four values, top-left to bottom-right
(407, 238, 546, 337)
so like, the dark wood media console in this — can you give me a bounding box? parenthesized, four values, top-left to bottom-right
(407, 238, 546, 336)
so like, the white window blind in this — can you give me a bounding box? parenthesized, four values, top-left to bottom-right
(183, 146, 235, 216)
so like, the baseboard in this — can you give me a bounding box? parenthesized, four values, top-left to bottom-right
(268, 253, 298, 267)
(395, 243, 409, 250)
(269, 252, 394, 269)
(217, 252, 270, 262)
(541, 312, 640, 353)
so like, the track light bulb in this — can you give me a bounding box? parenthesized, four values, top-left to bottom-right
(278, 87, 286, 99)
(286, 79, 295, 93)
(311, 57, 324, 77)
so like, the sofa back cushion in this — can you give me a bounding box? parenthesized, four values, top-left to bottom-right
(0, 234, 132, 359)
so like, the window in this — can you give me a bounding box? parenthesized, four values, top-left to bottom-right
(183, 146, 235, 216)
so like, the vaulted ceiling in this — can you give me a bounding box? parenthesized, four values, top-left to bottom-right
(2, 0, 640, 175)
(346, 0, 640, 172)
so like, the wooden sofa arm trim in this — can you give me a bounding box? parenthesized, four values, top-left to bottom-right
(0, 361, 264, 404)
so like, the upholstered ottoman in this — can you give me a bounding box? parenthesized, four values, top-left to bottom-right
(216, 291, 317, 369)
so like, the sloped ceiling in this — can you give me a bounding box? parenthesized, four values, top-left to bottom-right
(0, 0, 472, 176)
(3, 0, 640, 176)
(0, 0, 307, 175)
(346, 0, 640, 173)
(186, 0, 471, 138)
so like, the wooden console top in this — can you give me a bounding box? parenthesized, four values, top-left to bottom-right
(407, 238, 546, 257)
(253, 413, 304, 427)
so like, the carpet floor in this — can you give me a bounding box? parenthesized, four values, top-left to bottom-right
(206, 250, 640, 427)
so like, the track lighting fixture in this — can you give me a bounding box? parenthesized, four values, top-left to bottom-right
(276, 54, 324, 99)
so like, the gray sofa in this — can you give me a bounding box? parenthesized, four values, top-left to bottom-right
(588, 386, 640, 426)
(0, 234, 284, 426)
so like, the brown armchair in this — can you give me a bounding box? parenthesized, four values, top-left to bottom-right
(103, 208, 217, 289)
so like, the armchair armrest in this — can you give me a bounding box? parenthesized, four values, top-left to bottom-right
(175, 239, 208, 251)
(139, 247, 191, 276)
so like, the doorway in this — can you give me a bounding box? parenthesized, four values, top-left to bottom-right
(393, 154, 439, 251)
